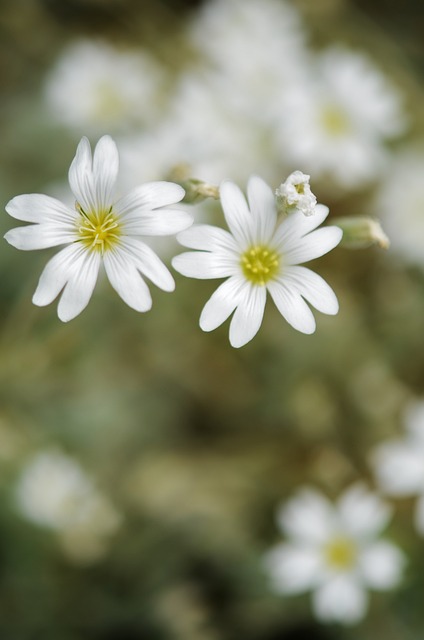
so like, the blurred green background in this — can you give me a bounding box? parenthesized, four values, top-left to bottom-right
(1, 0, 424, 638)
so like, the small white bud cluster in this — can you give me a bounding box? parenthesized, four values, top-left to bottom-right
(275, 170, 317, 217)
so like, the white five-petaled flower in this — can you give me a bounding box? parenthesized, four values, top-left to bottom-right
(4, 136, 192, 321)
(276, 170, 317, 216)
(172, 176, 342, 348)
(372, 400, 424, 536)
(15, 449, 121, 534)
(264, 484, 405, 625)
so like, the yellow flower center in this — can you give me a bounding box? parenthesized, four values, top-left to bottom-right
(324, 537, 357, 570)
(94, 82, 127, 121)
(76, 203, 121, 254)
(320, 105, 351, 137)
(241, 245, 280, 285)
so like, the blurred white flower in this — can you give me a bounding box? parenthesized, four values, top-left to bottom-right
(128, 71, 281, 186)
(5, 135, 191, 321)
(277, 47, 407, 190)
(276, 171, 317, 216)
(187, 0, 308, 123)
(373, 400, 424, 535)
(264, 484, 405, 625)
(172, 176, 341, 348)
(15, 449, 121, 538)
(373, 148, 424, 267)
(44, 40, 165, 133)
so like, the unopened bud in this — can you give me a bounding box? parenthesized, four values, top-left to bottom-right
(337, 216, 390, 249)
(276, 170, 317, 217)
(167, 164, 219, 204)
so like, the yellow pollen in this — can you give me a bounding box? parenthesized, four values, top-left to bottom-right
(241, 245, 280, 285)
(320, 105, 351, 136)
(324, 537, 357, 570)
(76, 202, 121, 254)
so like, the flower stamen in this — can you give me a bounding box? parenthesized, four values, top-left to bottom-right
(76, 202, 121, 254)
(324, 537, 357, 570)
(241, 245, 280, 285)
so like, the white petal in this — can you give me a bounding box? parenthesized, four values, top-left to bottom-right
(103, 249, 152, 312)
(283, 226, 343, 265)
(372, 441, 424, 496)
(119, 238, 175, 292)
(267, 280, 316, 334)
(6, 194, 76, 224)
(32, 244, 86, 306)
(57, 251, 101, 322)
(5, 224, 77, 250)
(32, 244, 100, 321)
(283, 266, 339, 315)
(121, 208, 192, 237)
(404, 401, 424, 444)
(229, 285, 266, 348)
(68, 136, 96, 213)
(220, 180, 253, 247)
(199, 276, 246, 332)
(359, 541, 405, 589)
(313, 576, 368, 625)
(272, 205, 330, 250)
(172, 251, 237, 279)
(92, 135, 119, 211)
(264, 544, 323, 595)
(114, 182, 185, 217)
(337, 483, 392, 539)
(277, 488, 336, 544)
(414, 495, 424, 536)
(176, 224, 238, 253)
(247, 176, 277, 244)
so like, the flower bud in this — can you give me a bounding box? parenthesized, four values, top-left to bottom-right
(276, 170, 317, 216)
(337, 216, 390, 249)
(167, 164, 219, 204)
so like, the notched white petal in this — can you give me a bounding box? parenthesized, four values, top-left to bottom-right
(268, 281, 316, 334)
(284, 266, 339, 315)
(104, 250, 153, 312)
(229, 285, 266, 348)
(5, 224, 77, 251)
(57, 251, 101, 322)
(32, 244, 100, 322)
(115, 182, 185, 217)
(264, 544, 322, 595)
(68, 136, 96, 213)
(6, 194, 77, 224)
(92, 135, 119, 210)
(284, 226, 343, 265)
(120, 238, 175, 292)
(313, 577, 367, 625)
(220, 180, 253, 247)
(176, 224, 238, 253)
(122, 208, 193, 237)
(172, 251, 236, 280)
(247, 175, 277, 244)
(199, 276, 246, 332)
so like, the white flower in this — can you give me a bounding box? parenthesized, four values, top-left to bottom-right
(277, 47, 407, 189)
(276, 170, 317, 216)
(4, 135, 192, 321)
(264, 484, 405, 625)
(172, 176, 341, 348)
(187, 0, 308, 124)
(44, 40, 165, 134)
(373, 148, 424, 268)
(372, 400, 424, 535)
(15, 449, 121, 535)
